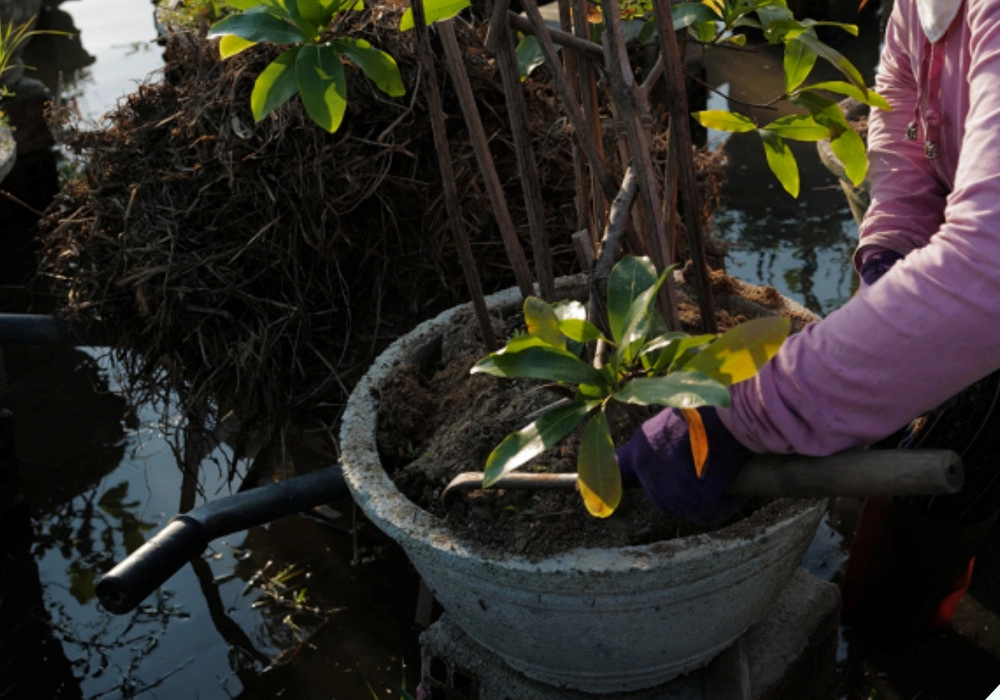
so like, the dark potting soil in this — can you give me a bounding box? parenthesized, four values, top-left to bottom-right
(374, 271, 818, 560)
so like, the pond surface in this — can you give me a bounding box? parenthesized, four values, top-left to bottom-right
(3, 2, 999, 699)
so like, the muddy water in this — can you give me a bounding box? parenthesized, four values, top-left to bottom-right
(5, 2, 1000, 699)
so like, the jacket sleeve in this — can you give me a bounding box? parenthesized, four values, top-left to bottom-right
(852, 1, 950, 269)
(719, 0, 1000, 456)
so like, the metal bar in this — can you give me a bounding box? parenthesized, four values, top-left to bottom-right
(96, 465, 347, 614)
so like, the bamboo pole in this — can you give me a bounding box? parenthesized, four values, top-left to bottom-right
(492, 11, 555, 300)
(438, 20, 536, 301)
(514, 0, 620, 202)
(600, 0, 679, 330)
(651, 0, 717, 333)
(411, 0, 496, 349)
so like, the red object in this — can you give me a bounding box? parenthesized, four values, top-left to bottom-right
(841, 497, 996, 633)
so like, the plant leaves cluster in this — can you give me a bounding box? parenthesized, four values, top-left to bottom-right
(680, 0, 889, 196)
(472, 256, 789, 517)
(208, 0, 468, 132)
(513, 0, 887, 198)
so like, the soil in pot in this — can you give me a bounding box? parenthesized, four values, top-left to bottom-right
(375, 269, 818, 560)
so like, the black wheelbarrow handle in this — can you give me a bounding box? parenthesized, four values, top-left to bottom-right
(96, 466, 347, 614)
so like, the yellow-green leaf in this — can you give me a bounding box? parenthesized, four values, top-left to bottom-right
(830, 124, 868, 185)
(220, 34, 256, 58)
(251, 47, 300, 121)
(692, 110, 756, 133)
(783, 36, 816, 93)
(523, 296, 566, 350)
(330, 37, 405, 97)
(759, 130, 799, 198)
(399, 0, 470, 31)
(682, 316, 790, 385)
(762, 114, 829, 142)
(577, 411, 620, 517)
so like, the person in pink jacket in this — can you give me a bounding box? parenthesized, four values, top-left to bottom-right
(617, 0, 1000, 633)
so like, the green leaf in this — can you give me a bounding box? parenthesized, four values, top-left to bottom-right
(639, 331, 689, 371)
(613, 371, 731, 408)
(672, 2, 718, 30)
(616, 270, 669, 366)
(515, 35, 545, 80)
(577, 411, 621, 518)
(692, 110, 757, 133)
(296, 44, 348, 132)
(762, 114, 829, 141)
(208, 11, 307, 44)
(251, 47, 301, 121)
(558, 318, 606, 344)
(483, 400, 596, 486)
(503, 333, 549, 353)
(607, 256, 657, 345)
(691, 20, 717, 43)
(790, 91, 849, 130)
(471, 346, 608, 388)
(281, 0, 320, 38)
(783, 36, 816, 93)
(759, 130, 799, 197)
(523, 296, 566, 350)
(297, 0, 342, 27)
(399, 0, 471, 31)
(331, 37, 405, 97)
(830, 125, 868, 185)
(666, 333, 716, 372)
(682, 316, 790, 385)
(794, 30, 867, 92)
(806, 80, 891, 111)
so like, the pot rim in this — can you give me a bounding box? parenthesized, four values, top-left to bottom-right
(340, 274, 824, 574)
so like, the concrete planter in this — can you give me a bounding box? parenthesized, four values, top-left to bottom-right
(339, 275, 825, 694)
(0, 118, 15, 185)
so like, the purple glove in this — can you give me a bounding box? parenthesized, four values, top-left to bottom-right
(615, 407, 752, 527)
(859, 249, 904, 286)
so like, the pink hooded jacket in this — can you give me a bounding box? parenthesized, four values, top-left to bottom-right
(718, 0, 1000, 455)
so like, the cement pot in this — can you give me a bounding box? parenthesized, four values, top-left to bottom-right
(0, 118, 14, 185)
(339, 274, 825, 694)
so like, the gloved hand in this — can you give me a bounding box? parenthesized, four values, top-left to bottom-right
(615, 407, 753, 527)
(858, 249, 904, 286)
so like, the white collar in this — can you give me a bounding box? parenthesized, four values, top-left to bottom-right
(916, 0, 963, 43)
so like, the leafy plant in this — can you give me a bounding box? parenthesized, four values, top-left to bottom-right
(207, 0, 469, 133)
(514, 0, 887, 198)
(676, 0, 889, 197)
(207, 0, 408, 133)
(471, 256, 789, 518)
(0, 16, 72, 97)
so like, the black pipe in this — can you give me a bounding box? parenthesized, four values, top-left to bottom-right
(0, 313, 109, 346)
(96, 465, 347, 614)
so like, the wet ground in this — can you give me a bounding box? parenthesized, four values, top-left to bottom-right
(2, 1, 1000, 698)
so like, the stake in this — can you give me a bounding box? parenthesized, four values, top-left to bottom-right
(411, 2, 496, 349)
(600, 0, 679, 330)
(651, 0, 717, 333)
(515, 0, 620, 202)
(492, 12, 555, 300)
(438, 20, 535, 301)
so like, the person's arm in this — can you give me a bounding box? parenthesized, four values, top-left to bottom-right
(720, 0, 1000, 456)
(853, 1, 949, 268)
